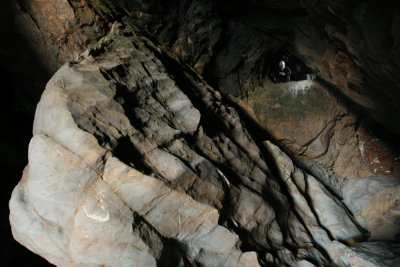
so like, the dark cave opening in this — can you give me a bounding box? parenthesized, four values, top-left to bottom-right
(266, 44, 316, 83)
(0, 67, 52, 266)
(0, 2, 57, 264)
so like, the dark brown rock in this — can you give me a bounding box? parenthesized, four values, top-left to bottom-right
(0, 0, 107, 113)
(296, 0, 400, 134)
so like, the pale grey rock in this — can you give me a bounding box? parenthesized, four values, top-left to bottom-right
(330, 241, 400, 267)
(9, 23, 400, 267)
(265, 141, 362, 243)
(294, 260, 316, 267)
(10, 24, 260, 267)
(305, 174, 362, 241)
(11, 135, 156, 267)
(343, 176, 400, 241)
(343, 176, 399, 214)
(343, 176, 400, 231)
(103, 156, 256, 265)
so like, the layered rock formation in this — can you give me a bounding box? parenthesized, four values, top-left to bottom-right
(4, 0, 400, 266)
(10, 23, 400, 266)
(240, 79, 400, 244)
(4, 0, 400, 130)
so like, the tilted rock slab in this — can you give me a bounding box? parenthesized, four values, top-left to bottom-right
(10, 24, 400, 266)
(239, 77, 400, 241)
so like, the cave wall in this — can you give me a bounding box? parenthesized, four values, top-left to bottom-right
(1, 0, 400, 266)
(296, 0, 400, 134)
(0, 0, 107, 114)
(5, 0, 400, 133)
(10, 23, 400, 266)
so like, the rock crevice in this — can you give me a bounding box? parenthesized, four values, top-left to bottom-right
(9, 23, 400, 266)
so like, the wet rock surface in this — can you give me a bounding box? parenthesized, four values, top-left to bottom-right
(9, 24, 400, 266)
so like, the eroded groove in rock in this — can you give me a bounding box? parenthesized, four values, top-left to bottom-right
(9, 21, 400, 267)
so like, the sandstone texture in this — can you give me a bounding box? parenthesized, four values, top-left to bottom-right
(9, 24, 400, 267)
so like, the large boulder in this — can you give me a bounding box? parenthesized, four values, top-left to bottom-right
(2, 1, 400, 265)
(9, 23, 400, 267)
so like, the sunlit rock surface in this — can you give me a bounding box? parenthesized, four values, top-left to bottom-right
(9, 24, 400, 266)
